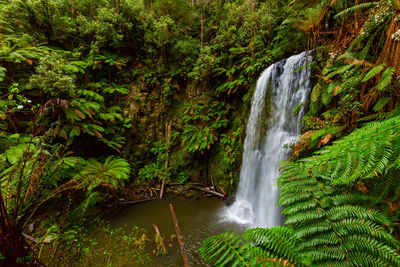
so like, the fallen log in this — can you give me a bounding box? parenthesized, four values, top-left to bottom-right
(190, 185, 225, 199)
(169, 204, 190, 267)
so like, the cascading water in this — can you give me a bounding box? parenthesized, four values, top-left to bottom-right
(225, 52, 312, 228)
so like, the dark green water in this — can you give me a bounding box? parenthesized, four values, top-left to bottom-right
(108, 196, 244, 266)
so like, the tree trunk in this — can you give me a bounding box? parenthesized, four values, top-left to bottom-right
(160, 122, 171, 199)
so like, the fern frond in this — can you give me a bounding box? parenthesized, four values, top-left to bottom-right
(300, 246, 346, 262)
(296, 232, 338, 250)
(245, 226, 302, 265)
(302, 115, 400, 185)
(77, 89, 105, 102)
(334, 2, 378, 19)
(334, 219, 400, 248)
(342, 235, 400, 266)
(199, 232, 255, 267)
(331, 193, 373, 206)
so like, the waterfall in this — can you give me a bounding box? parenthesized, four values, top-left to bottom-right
(225, 52, 312, 228)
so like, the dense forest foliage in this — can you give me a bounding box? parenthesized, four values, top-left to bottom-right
(0, 0, 400, 266)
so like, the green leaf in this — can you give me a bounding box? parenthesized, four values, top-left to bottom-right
(5, 145, 25, 164)
(373, 97, 391, 112)
(362, 64, 385, 82)
(376, 67, 394, 91)
(334, 2, 378, 19)
(310, 126, 342, 148)
(293, 102, 306, 116)
(70, 128, 81, 138)
(0, 67, 6, 82)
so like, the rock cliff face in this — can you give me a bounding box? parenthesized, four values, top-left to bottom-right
(130, 83, 165, 136)
(122, 76, 249, 193)
(124, 81, 167, 165)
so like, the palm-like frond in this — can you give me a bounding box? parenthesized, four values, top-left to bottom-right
(75, 156, 130, 191)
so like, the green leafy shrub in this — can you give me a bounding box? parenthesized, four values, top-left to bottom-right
(181, 101, 229, 153)
(29, 52, 77, 98)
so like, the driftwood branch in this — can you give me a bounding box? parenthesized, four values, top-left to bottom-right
(22, 232, 40, 243)
(169, 204, 190, 267)
(190, 185, 225, 199)
(160, 179, 166, 199)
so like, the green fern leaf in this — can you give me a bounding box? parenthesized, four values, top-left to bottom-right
(362, 64, 385, 82)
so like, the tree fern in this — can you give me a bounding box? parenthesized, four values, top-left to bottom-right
(201, 116, 400, 266)
(276, 115, 400, 266)
(74, 156, 130, 191)
(278, 164, 400, 266)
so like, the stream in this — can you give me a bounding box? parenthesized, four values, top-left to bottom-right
(107, 196, 244, 266)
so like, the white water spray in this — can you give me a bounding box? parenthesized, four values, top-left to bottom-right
(225, 52, 312, 227)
